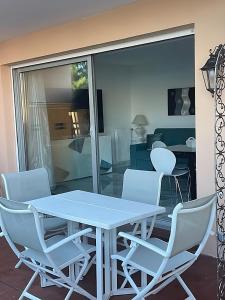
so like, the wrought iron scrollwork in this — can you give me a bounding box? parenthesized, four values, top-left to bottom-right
(215, 44, 225, 300)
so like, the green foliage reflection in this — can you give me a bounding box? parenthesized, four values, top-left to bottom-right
(71, 62, 88, 89)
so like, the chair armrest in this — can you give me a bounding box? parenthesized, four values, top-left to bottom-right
(118, 232, 167, 257)
(44, 227, 92, 253)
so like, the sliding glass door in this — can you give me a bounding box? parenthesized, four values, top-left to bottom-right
(14, 57, 99, 193)
(94, 55, 131, 197)
(93, 36, 195, 230)
(13, 35, 195, 216)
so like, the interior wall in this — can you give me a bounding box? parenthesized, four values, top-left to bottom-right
(0, 66, 17, 173)
(95, 63, 131, 163)
(0, 67, 7, 174)
(130, 52, 195, 134)
(95, 37, 195, 147)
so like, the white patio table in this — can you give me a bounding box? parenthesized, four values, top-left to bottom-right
(27, 190, 165, 299)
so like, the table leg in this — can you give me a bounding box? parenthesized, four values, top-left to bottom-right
(104, 230, 111, 299)
(141, 219, 147, 287)
(189, 153, 196, 199)
(96, 227, 103, 300)
(68, 221, 76, 281)
(111, 228, 118, 293)
(39, 215, 48, 287)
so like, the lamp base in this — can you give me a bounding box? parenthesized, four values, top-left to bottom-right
(134, 126, 146, 143)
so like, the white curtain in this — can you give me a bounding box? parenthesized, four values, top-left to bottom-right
(22, 71, 55, 187)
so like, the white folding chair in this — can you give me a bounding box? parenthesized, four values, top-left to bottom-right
(121, 169, 163, 240)
(82, 169, 164, 278)
(1, 168, 67, 235)
(1, 168, 68, 277)
(0, 198, 96, 300)
(150, 147, 190, 202)
(112, 194, 216, 299)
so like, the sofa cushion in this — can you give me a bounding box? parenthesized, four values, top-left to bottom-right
(154, 128, 195, 146)
(146, 133, 163, 150)
(130, 128, 195, 172)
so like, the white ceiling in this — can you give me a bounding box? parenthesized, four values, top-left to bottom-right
(0, 0, 135, 42)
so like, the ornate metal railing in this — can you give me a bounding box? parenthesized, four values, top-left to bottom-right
(215, 44, 225, 300)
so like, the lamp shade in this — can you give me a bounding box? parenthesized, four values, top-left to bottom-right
(132, 114, 148, 126)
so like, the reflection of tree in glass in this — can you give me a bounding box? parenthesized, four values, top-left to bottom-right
(71, 62, 88, 89)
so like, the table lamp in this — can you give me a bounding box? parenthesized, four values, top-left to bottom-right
(132, 114, 148, 143)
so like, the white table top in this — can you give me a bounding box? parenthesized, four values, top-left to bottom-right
(167, 144, 196, 153)
(27, 190, 165, 230)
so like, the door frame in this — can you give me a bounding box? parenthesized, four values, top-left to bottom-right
(13, 55, 100, 193)
(12, 25, 194, 194)
(12, 25, 194, 69)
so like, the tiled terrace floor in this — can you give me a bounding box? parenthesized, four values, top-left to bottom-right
(0, 233, 217, 300)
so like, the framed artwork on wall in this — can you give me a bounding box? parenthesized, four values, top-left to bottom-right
(168, 87, 195, 116)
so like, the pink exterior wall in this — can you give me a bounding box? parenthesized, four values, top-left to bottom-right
(0, 68, 7, 186)
(0, 0, 224, 256)
(0, 66, 16, 173)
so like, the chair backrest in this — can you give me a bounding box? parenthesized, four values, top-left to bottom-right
(121, 169, 163, 205)
(150, 148, 176, 175)
(167, 194, 216, 257)
(1, 168, 51, 202)
(0, 197, 43, 252)
(152, 141, 167, 149)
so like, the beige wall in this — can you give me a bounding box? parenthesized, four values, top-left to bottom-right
(0, 66, 16, 173)
(0, 0, 224, 256)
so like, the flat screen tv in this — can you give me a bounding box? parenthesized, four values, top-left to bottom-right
(71, 89, 104, 133)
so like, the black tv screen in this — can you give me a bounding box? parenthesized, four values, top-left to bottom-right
(72, 89, 104, 133)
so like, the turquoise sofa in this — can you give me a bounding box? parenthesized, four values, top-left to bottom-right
(130, 128, 195, 170)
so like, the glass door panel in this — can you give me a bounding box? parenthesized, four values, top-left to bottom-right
(93, 38, 195, 232)
(94, 55, 131, 198)
(17, 60, 96, 194)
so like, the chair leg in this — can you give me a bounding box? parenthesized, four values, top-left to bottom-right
(176, 274, 196, 300)
(15, 259, 23, 269)
(187, 171, 191, 201)
(52, 261, 96, 300)
(16, 246, 29, 269)
(19, 269, 40, 300)
(123, 263, 141, 295)
(73, 285, 96, 300)
(175, 177, 184, 203)
(82, 254, 96, 276)
(149, 275, 177, 295)
(123, 236, 130, 248)
(120, 266, 137, 289)
(121, 261, 161, 300)
(174, 177, 179, 204)
(64, 287, 73, 300)
(132, 275, 161, 300)
(74, 258, 89, 284)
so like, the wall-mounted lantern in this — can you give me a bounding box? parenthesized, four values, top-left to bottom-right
(200, 44, 223, 96)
